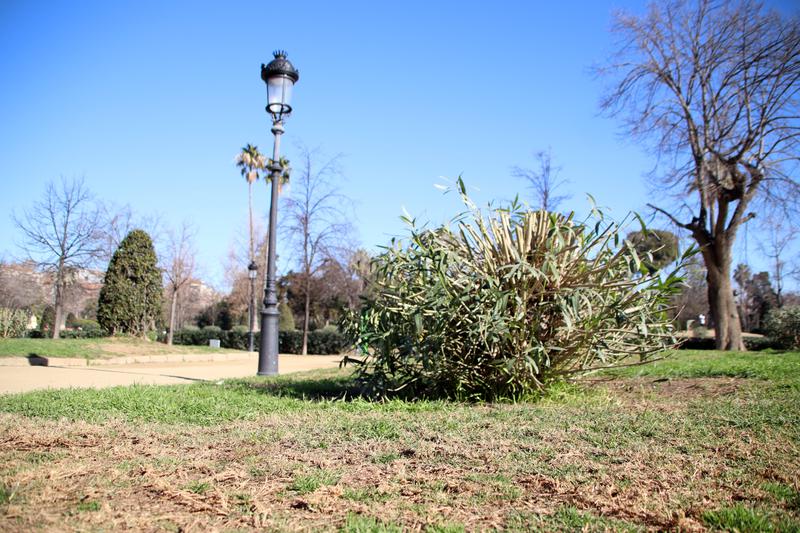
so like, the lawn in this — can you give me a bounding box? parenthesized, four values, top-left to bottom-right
(0, 337, 246, 360)
(0, 350, 798, 531)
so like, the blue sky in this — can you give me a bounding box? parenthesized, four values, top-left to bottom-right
(1, 0, 797, 289)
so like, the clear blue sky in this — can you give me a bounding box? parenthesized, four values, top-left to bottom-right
(1, 0, 797, 289)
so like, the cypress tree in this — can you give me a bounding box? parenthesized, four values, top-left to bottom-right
(97, 230, 163, 336)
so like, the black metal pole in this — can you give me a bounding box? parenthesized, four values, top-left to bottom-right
(258, 120, 283, 376)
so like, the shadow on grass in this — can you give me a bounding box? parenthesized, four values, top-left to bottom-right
(228, 371, 365, 402)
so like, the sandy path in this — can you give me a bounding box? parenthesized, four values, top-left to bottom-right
(0, 355, 343, 394)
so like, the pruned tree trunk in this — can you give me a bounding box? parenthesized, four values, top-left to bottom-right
(706, 261, 745, 351)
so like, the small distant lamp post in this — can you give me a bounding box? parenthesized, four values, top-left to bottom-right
(247, 261, 258, 352)
(258, 50, 299, 376)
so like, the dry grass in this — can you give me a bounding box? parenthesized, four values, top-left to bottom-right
(1, 352, 799, 531)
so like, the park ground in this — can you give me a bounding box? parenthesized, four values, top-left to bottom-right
(0, 337, 342, 394)
(0, 350, 799, 531)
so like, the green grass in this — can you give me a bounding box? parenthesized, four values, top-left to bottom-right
(763, 482, 800, 510)
(507, 506, 643, 532)
(0, 350, 799, 531)
(600, 349, 800, 381)
(0, 368, 443, 424)
(0, 483, 12, 505)
(0, 337, 106, 359)
(290, 468, 340, 494)
(701, 504, 800, 532)
(185, 480, 211, 494)
(75, 500, 101, 512)
(341, 513, 403, 533)
(0, 336, 245, 360)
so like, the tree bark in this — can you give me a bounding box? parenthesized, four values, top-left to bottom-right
(167, 288, 178, 345)
(703, 242, 746, 351)
(302, 278, 311, 356)
(52, 262, 65, 340)
(52, 283, 63, 339)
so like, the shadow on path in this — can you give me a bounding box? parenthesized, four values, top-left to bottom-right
(24, 361, 210, 383)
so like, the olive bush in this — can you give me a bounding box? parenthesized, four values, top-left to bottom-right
(342, 183, 686, 400)
(764, 306, 800, 350)
(0, 308, 29, 338)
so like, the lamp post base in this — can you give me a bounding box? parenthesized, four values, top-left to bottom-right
(257, 305, 280, 376)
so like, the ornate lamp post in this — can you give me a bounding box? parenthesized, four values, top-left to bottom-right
(258, 50, 299, 375)
(247, 261, 258, 352)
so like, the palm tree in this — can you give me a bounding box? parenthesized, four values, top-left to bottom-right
(236, 144, 266, 346)
(235, 144, 266, 265)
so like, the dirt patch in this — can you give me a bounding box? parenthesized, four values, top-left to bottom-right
(589, 376, 745, 402)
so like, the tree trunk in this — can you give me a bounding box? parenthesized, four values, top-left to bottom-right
(52, 267, 65, 340)
(248, 183, 255, 267)
(705, 256, 746, 351)
(249, 276, 257, 346)
(167, 288, 178, 345)
(52, 296, 62, 339)
(302, 279, 311, 356)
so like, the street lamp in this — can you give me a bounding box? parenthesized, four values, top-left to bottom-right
(258, 50, 299, 376)
(247, 261, 258, 352)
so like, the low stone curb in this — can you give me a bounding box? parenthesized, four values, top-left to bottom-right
(0, 352, 259, 368)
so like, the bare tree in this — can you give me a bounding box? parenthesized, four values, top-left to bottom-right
(283, 148, 353, 355)
(758, 214, 798, 308)
(600, 0, 800, 350)
(13, 177, 102, 338)
(511, 147, 571, 212)
(0, 259, 46, 311)
(162, 222, 197, 345)
(96, 202, 163, 265)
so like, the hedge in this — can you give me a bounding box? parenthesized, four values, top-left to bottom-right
(678, 336, 780, 351)
(27, 326, 108, 339)
(171, 328, 350, 355)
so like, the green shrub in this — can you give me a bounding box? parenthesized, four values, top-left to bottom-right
(170, 327, 349, 354)
(201, 325, 222, 337)
(97, 230, 163, 336)
(39, 306, 55, 333)
(764, 306, 800, 350)
(0, 308, 30, 338)
(279, 302, 296, 331)
(223, 329, 251, 351)
(342, 182, 685, 400)
(65, 312, 78, 328)
(71, 318, 104, 334)
(59, 329, 106, 339)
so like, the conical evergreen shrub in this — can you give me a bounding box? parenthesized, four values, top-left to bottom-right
(97, 230, 163, 336)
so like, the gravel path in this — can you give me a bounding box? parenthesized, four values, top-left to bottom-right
(0, 354, 343, 394)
